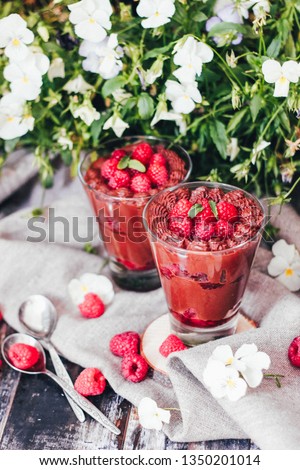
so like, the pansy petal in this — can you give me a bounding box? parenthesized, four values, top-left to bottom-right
(243, 351, 271, 371)
(211, 345, 234, 364)
(157, 408, 171, 424)
(262, 59, 282, 84)
(235, 343, 257, 359)
(69, 8, 89, 24)
(5, 42, 29, 61)
(173, 96, 195, 114)
(187, 85, 202, 103)
(75, 20, 107, 42)
(274, 77, 290, 98)
(68, 279, 86, 305)
(136, 0, 157, 18)
(277, 271, 300, 292)
(93, 10, 112, 30)
(20, 28, 34, 45)
(272, 239, 295, 263)
(282, 60, 300, 83)
(173, 66, 196, 84)
(141, 15, 170, 28)
(241, 368, 263, 388)
(267, 255, 288, 277)
(159, 0, 176, 18)
(226, 377, 247, 400)
(197, 42, 214, 63)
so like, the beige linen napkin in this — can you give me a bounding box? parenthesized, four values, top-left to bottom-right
(0, 194, 299, 450)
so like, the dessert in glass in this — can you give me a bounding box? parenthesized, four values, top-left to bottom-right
(79, 136, 192, 291)
(143, 182, 265, 344)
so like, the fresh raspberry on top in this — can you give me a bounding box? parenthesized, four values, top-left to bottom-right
(147, 162, 168, 187)
(217, 201, 239, 222)
(110, 331, 140, 357)
(150, 153, 167, 166)
(159, 334, 187, 357)
(170, 199, 193, 217)
(132, 142, 153, 165)
(215, 220, 234, 239)
(288, 336, 300, 368)
(8, 343, 40, 370)
(194, 221, 216, 241)
(111, 149, 126, 160)
(169, 199, 193, 238)
(74, 368, 106, 396)
(131, 174, 152, 193)
(101, 157, 119, 180)
(108, 169, 131, 189)
(195, 199, 216, 223)
(121, 353, 148, 382)
(79, 293, 105, 319)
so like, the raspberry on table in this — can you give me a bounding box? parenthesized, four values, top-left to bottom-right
(8, 343, 40, 370)
(109, 331, 140, 357)
(288, 336, 300, 367)
(132, 142, 153, 165)
(147, 162, 169, 187)
(121, 353, 148, 382)
(101, 157, 119, 180)
(216, 201, 239, 222)
(74, 368, 106, 396)
(108, 169, 131, 189)
(159, 334, 187, 357)
(79, 293, 105, 319)
(131, 174, 152, 193)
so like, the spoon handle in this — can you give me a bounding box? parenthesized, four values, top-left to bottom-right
(47, 343, 85, 423)
(44, 369, 120, 435)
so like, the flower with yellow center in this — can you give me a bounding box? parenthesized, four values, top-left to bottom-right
(268, 239, 300, 292)
(68, 0, 113, 43)
(262, 59, 300, 98)
(0, 13, 34, 61)
(203, 360, 247, 401)
(68, 272, 115, 308)
(137, 0, 175, 29)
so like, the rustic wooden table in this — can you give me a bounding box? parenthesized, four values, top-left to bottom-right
(0, 171, 258, 450)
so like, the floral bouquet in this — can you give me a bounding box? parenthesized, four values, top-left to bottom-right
(0, 0, 299, 199)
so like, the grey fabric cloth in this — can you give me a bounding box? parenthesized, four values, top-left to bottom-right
(0, 194, 300, 450)
(0, 149, 37, 204)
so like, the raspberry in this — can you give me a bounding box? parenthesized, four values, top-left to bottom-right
(131, 174, 152, 193)
(121, 353, 148, 383)
(216, 220, 234, 239)
(159, 334, 187, 357)
(169, 217, 192, 238)
(8, 343, 40, 370)
(74, 368, 106, 396)
(150, 153, 167, 166)
(110, 331, 140, 357)
(288, 336, 300, 367)
(194, 221, 216, 241)
(79, 293, 105, 319)
(147, 163, 169, 187)
(171, 199, 193, 217)
(101, 157, 119, 180)
(217, 201, 239, 222)
(108, 169, 131, 189)
(132, 142, 153, 165)
(195, 199, 216, 223)
(111, 149, 126, 160)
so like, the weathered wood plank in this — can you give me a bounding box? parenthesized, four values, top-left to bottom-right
(122, 406, 166, 450)
(204, 439, 251, 450)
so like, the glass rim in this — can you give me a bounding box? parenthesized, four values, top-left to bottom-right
(78, 135, 193, 203)
(143, 181, 266, 255)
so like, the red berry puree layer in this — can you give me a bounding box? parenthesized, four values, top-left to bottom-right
(84, 141, 188, 271)
(146, 185, 264, 328)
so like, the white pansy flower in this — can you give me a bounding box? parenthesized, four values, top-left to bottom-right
(80, 34, 123, 80)
(68, 273, 114, 306)
(262, 59, 300, 98)
(63, 74, 94, 94)
(0, 13, 34, 61)
(251, 139, 270, 164)
(112, 88, 132, 106)
(234, 344, 270, 388)
(227, 137, 240, 161)
(0, 93, 28, 140)
(56, 128, 73, 151)
(206, 15, 243, 46)
(138, 397, 171, 431)
(4, 52, 49, 101)
(173, 37, 213, 84)
(143, 57, 165, 85)
(267, 239, 300, 292)
(21, 113, 35, 132)
(137, 0, 176, 29)
(72, 102, 100, 126)
(203, 360, 247, 402)
(214, 0, 261, 24)
(48, 58, 65, 81)
(103, 114, 129, 138)
(151, 101, 187, 134)
(165, 80, 202, 114)
(68, 0, 112, 42)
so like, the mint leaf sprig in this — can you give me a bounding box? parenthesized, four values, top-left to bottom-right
(117, 156, 146, 173)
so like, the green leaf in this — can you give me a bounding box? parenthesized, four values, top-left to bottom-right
(138, 93, 154, 120)
(285, 33, 296, 58)
(90, 117, 105, 146)
(227, 108, 248, 133)
(209, 120, 228, 159)
(190, 10, 207, 22)
(61, 150, 72, 166)
(144, 45, 172, 60)
(250, 95, 263, 122)
(278, 111, 291, 133)
(266, 36, 281, 58)
(102, 76, 127, 98)
(208, 22, 246, 37)
(128, 159, 146, 172)
(188, 204, 204, 219)
(117, 156, 131, 169)
(209, 201, 218, 219)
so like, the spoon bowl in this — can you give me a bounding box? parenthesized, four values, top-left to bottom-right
(19, 295, 57, 339)
(2, 333, 120, 435)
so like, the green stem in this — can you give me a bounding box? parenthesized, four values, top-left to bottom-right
(260, 101, 286, 140)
